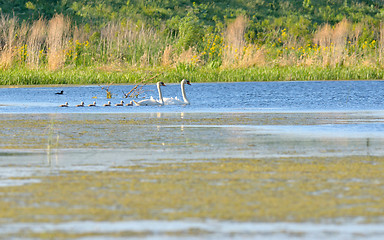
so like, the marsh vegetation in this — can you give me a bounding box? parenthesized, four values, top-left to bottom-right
(1, 1, 384, 84)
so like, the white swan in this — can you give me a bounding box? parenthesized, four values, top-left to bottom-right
(133, 82, 166, 106)
(163, 79, 191, 105)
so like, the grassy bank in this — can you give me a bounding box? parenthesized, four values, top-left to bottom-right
(1, 66, 383, 85)
(1, 12, 384, 85)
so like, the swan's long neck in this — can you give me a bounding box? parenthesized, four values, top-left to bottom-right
(181, 80, 189, 104)
(157, 83, 164, 105)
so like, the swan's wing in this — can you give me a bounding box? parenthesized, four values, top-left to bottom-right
(163, 97, 176, 103)
(134, 98, 162, 106)
(163, 97, 184, 105)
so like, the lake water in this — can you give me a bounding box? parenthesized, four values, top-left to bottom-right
(1, 81, 384, 239)
(1, 80, 384, 113)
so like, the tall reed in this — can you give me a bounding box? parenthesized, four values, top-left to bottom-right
(222, 15, 247, 67)
(27, 18, 46, 68)
(238, 45, 266, 67)
(313, 19, 351, 67)
(161, 45, 173, 67)
(47, 14, 69, 70)
(332, 19, 351, 65)
(98, 20, 164, 66)
(0, 15, 17, 68)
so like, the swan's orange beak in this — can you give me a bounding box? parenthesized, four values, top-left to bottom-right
(186, 80, 191, 85)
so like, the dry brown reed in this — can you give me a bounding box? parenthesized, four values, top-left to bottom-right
(238, 45, 266, 67)
(313, 23, 333, 66)
(352, 23, 362, 50)
(100, 22, 120, 61)
(332, 19, 351, 65)
(99, 20, 161, 65)
(71, 25, 90, 62)
(299, 55, 315, 67)
(161, 45, 173, 66)
(139, 52, 149, 67)
(313, 24, 332, 48)
(174, 47, 199, 65)
(47, 14, 70, 70)
(333, 19, 351, 45)
(313, 19, 351, 67)
(378, 23, 384, 67)
(277, 52, 297, 67)
(27, 18, 46, 68)
(222, 15, 247, 67)
(0, 15, 17, 68)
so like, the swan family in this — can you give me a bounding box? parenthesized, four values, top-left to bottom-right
(58, 79, 191, 107)
(132, 79, 191, 106)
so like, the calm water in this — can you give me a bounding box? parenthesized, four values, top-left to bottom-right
(1, 81, 384, 239)
(1, 80, 384, 159)
(1, 80, 384, 113)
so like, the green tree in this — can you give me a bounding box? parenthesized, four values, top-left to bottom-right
(175, 11, 203, 50)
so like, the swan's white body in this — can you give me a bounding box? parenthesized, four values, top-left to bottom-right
(163, 79, 191, 105)
(133, 82, 166, 106)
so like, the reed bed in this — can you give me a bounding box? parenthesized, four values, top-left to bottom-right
(0, 14, 384, 85)
(1, 66, 383, 85)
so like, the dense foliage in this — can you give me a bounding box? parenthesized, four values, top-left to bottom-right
(2, 1, 384, 40)
(2, 1, 383, 24)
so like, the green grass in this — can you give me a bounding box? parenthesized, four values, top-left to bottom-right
(1, 66, 383, 86)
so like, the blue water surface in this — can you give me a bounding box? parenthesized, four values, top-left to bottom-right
(1, 80, 384, 113)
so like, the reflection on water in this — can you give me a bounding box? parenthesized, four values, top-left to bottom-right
(2, 220, 384, 240)
(1, 111, 383, 165)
